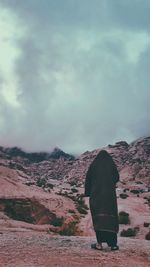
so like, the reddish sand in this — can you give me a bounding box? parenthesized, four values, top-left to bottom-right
(0, 231, 150, 267)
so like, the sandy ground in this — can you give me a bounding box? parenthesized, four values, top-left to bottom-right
(0, 231, 150, 267)
(0, 166, 150, 266)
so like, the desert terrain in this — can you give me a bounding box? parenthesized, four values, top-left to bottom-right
(0, 232, 150, 267)
(0, 137, 150, 266)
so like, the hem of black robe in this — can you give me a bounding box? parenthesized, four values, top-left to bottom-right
(93, 228, 119, 233)
(92, 213, 119, 233)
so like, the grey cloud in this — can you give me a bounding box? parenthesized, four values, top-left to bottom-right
(0, 0, 107, 27)
(0, 0, 150, 153)
(107, 0, 150, 31)
(1, 0, 150, 33)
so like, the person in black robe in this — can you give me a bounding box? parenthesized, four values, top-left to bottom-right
(85, 150, 119, 251)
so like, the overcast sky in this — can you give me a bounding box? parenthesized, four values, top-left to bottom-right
(0, 0, 150, 154)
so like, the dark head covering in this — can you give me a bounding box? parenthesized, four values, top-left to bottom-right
(85, 150, 119, 233)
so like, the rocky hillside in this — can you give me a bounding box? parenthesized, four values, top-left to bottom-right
(0, 165, 81, 234)
(64, 137, 150, 185)
(0, 137, 149, 186)
(0, 137, 150, 240)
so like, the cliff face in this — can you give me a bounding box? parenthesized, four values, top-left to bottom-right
(0, 137, 149, 186)
(62, 137, 150, 185)
(107, 137, 150, 183)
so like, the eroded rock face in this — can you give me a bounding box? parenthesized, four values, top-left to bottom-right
(0, 137, 149, 186)
(0, 198, 56, 224)
(108, 137, 150, 183)
(0, 166, 78, 229)
(62, 137, 150, 185)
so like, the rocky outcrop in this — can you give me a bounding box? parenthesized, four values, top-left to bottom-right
(0, 146, 74, 163)
(62, 137, 150, 185)
(0, 166, 78, 230)
(0, 137, 149, 187)
(108, 137, 150, 183)
(0, 198, 56, 224)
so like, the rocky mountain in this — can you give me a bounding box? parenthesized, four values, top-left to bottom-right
(0, 137, 150, 240)
(0, 146, 74, 162)
(107, 137, 150, 184)
(0, 137, 149, 186)
(59, 137, 150, 187)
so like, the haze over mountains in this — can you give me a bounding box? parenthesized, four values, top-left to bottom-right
(0, 136, 149, 185)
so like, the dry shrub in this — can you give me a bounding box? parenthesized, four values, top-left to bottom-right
(119, 193, 128, 199)
(59, 221, 79, 236)
(119, 211, 130, 224)
(50, 216, 64, 227)
(145, 231, 150, 241)
(120, 228, 137, 237)
(144, 222, 150, 227)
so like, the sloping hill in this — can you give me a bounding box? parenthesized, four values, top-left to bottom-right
(0, 166, 79, 233)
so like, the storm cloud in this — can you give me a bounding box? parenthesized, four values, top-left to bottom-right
(0, 0, 150, 154)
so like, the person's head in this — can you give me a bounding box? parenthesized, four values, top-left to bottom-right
(92, 149, 114, 167)
(96, 150, 111, 160)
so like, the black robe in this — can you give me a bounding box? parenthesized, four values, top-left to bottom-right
(85, 150, 119, 233)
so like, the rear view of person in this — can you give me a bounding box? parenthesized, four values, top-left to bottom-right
(85, 150, 119, 251)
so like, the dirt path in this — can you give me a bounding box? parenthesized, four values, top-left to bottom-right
(0, 231, 150, 267)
